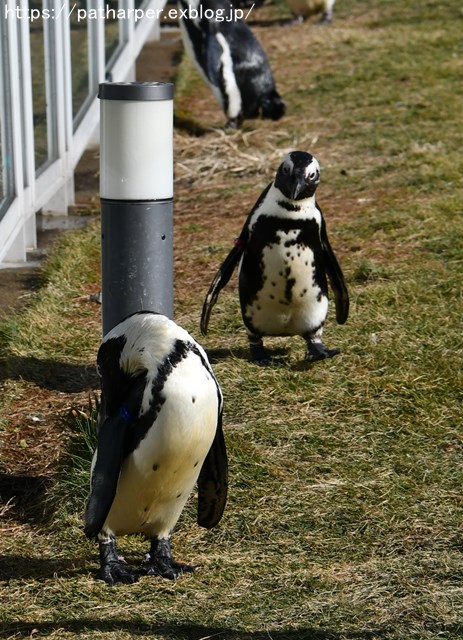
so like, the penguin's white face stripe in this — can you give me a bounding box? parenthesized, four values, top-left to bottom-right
(304, 158, 320, 182)
(216, 32, 242, 120)
(281, 154, 294, 175)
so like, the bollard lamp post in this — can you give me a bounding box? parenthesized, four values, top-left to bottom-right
(99, 82, 174, 336)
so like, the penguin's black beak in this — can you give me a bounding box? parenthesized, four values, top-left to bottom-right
(291, 179, 306, 200)
(291, 169, 319, 200)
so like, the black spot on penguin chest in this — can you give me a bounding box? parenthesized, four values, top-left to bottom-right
(239, 216, 327, 304)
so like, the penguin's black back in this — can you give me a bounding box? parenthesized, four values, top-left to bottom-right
(200, 0, 285, 120)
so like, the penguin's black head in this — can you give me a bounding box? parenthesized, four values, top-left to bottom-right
(274, 151, 320, 201)
(260, 90, 286, 121)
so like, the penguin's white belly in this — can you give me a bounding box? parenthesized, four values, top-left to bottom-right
(244, 234, 328, 336)
(105, 356, 218, 538)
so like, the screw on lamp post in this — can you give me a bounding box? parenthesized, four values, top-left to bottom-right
(99, 82, 174, 336)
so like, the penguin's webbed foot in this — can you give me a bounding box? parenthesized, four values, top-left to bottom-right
(142, 555, 194, 580)
(249, 342, 283, 367)
(306, 341, 340, 362)
(142, 537, 194, 581)
(98, 538, 140, 585)
(100, 560, 140, 586)
(253, 354, 284, 367)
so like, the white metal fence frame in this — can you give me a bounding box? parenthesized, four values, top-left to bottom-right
(0, 0, 164, 264)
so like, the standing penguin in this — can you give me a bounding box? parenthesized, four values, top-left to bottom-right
(84, 311, 228, 585)
(285, 0, 336, 23)
(178, 0, 285, 128)
(201, 151, 349, 365)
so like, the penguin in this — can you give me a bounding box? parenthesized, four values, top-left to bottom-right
(285, 0, 336, 23)
(178, 0, 286, 128)
(84, 311, 228, 585)
(201, 151, 349, 365)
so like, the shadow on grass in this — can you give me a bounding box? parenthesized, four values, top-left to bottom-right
(0, 554, 87, 583)
(174, 114, 210, 137)
(205, 346, 251, 363)
(0, 354, 99, 392)
(0, 473, 52, 525)
(205, 346, 290, 364)
(0, 619, 390, 639)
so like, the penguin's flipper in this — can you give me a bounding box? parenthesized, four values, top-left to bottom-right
(84, 412, 127, 539)
(320, 215, 349, 325)
(197, 412, 228, 529)
(84, 374, 146, 539)
(200, 241, 245, 335)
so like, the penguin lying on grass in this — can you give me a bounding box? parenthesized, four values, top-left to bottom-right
(286, 0, 336, 23)
(84, 311, 228, 585)
(201, 151, 349, 365)
(178, 0, 286, 128)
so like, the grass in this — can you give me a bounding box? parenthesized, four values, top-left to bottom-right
(1, 0, 463, 638)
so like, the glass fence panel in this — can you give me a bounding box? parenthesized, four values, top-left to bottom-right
(28, 0, 60, 175)
(0, 20, 15, 220)
(105, 0, 121, 68)
(70, 0, 90, 121)
(29, 2, 48, 171)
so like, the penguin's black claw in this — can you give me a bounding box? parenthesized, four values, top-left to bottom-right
(142, 555, 194, 581)
(253, 357, 272, 366)
(306, 342, 340, 362)
(100, 561, 140, 586)
(249, 344, 282, 367)
(143, 537, 194, 580)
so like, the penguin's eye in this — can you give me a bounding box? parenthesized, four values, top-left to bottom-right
(282, 164, 290, 175)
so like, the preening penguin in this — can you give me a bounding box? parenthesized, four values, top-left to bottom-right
(201, 151, 349, 365)
(84, 311, 228, 585)
(178, 0, 286, 128)
(285, 0, 336, 23)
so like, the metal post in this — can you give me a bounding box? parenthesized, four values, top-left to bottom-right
(99, 82, 174, 335)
